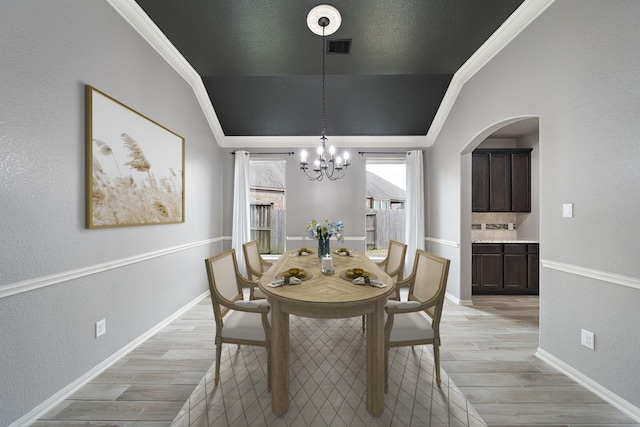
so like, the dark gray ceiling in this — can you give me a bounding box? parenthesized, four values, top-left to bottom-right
(135, 1, 524, 137)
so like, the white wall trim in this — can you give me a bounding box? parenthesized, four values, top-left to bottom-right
(286, 235, 366, 242)
(9, 291, 210, 427)
(445, 292, 473, 306)
(426, 0, 555, 146)
(426, 236, 460, 248)
(106, 0, 226, 145)
(0, 238, 222, 299)
(536, 348, 640, 423)
(109, 0, 554, 149)
(542, 259, 640, 291)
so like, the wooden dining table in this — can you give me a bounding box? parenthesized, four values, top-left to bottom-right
(259, 248, 394, 417)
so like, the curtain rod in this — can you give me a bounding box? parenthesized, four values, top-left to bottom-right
(358, 151, 408, 155)
(231, 151, 294, 156)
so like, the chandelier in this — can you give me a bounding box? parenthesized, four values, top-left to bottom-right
(300, 4, 350, 181)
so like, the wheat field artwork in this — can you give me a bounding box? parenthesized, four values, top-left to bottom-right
(87, 86, 185, 228)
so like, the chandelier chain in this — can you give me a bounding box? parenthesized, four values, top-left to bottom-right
(321, 24, 326, 140)
(300, 6, 349, 181)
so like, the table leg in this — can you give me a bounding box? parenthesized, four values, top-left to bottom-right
(271, 299, 290, 416)
(365, 300, 385, 416)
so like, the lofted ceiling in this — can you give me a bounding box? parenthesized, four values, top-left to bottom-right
(132, 0, 527, 145)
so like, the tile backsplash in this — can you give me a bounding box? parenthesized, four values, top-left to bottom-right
(472, 213, 517, 241)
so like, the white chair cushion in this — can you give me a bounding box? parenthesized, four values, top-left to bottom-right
(253, 288, 267, 299)
(222, 308, 268, 341)
(389, 311, 434, 343)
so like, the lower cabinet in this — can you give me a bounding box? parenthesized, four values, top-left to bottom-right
(472, 243, 539, 295)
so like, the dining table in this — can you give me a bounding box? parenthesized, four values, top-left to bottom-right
(258, 247, 394, 417)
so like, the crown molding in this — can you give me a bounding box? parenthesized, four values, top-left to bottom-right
(106, 0, 226, 144)
(223, 134, 427, 149)
(426, 0, 555, 146)
(109, 0, 554, 149)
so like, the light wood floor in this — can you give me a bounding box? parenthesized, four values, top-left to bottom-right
(34, 295, 638, 426)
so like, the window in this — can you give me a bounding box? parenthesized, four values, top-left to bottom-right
(249, 159, 286, 254)
(365, 158, 406, 257)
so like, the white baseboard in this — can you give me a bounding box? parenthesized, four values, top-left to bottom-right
(10, 291, 210, 427)
(445, 292, 473, 306)
(535, 347, 640, 423)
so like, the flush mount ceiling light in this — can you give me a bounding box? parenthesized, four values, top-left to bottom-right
(300, 4, 350, 181)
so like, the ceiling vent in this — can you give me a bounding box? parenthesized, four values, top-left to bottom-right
(327, 39, 351, 54)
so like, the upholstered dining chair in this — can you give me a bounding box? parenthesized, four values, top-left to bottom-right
(243, 240, 273, 300)
(384, 249, 450, 391)
(205, 249, 271, 389)
(376, 240, 408, 300)
(363, 240, 408, 332)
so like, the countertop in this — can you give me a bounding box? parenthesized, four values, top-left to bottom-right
(472, 240, 539, 244)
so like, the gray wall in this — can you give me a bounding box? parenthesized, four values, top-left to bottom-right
(428, 0, 640, 408)
(3, 1, 640, 424)
(0, 2, 224, 425)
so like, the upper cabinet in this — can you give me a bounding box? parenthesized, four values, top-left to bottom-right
(472, 149, 532, 212)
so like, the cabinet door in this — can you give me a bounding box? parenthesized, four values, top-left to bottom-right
(478, 253, 503, 290)
(489, 152, 511, 211)
(511, 152, 531, 212)
(504, 244, 527, 290)
(472, 153, 489, 212)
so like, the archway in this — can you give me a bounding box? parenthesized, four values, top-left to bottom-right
(459, 116, 539, 302)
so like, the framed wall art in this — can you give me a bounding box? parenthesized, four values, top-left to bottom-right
(86, 85, 185, 228)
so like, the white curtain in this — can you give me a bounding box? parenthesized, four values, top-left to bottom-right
(232, 150, 251, 275)
(404, 149, 425, 274)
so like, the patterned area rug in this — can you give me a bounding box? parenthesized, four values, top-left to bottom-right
(171, 315, 484, 427)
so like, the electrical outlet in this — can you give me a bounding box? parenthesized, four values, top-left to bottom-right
(581, 328, 594, 350)
(96, 319, 106, 338)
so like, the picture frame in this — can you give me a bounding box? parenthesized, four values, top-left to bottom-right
(86, 85, 185, 228)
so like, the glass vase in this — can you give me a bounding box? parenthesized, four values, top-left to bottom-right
(318, 238, 330, 262)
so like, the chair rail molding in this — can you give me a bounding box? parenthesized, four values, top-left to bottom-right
(286, 235, 366, 242)
(541, 259, 640, 291)
(0, 238, 223, 299)
(426, 236, 460, 248)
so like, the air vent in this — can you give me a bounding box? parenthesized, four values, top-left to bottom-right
(327, 39, 351, 54)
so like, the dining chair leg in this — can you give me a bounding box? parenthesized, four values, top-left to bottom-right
(215, 342, 222, 386)
(433, 344, 441, 387)
(361, 315, 366, 333)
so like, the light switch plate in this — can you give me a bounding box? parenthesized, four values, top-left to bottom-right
(563, 203, 573, 218)
(96, 319, 106, 338)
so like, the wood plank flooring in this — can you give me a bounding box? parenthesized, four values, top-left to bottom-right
(440, 296, 639, 426)
(33, 295, 638, 426)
